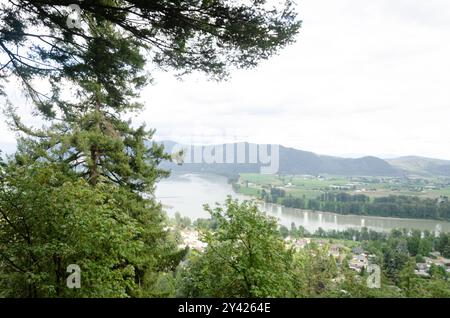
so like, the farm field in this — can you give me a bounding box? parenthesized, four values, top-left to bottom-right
(236, 173, 450, 200)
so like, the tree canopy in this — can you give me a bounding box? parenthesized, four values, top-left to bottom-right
(0, 0, 302, 298)
(0, 0, 301, 98)
(177, 198, 296, 297)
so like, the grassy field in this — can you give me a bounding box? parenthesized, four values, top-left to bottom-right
(236, 173, 450, 201)
(235, 186, 261, 196)
(283, 188, 323, 200)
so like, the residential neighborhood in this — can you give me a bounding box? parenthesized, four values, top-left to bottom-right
(415, 252, 450, 278)
(178, 229, 208, 252)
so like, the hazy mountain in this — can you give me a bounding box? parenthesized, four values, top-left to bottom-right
(387, 156, 450, 177)
(278, 146, 399, 176)
(157, 141, 402, 177)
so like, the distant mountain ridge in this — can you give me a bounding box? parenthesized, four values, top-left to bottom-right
(387, 156, 450, 177)
(157, 141, 407, 177)
(278, 146, 399, 176)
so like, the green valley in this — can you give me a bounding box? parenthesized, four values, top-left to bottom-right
(233, 174, 450, 220)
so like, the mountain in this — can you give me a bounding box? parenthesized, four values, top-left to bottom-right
(387, 156, 450, 177)
(157, 141, 402, 177)
(278, 146, 399, 176)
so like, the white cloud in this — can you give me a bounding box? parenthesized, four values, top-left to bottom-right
(2, 0, 450, 159)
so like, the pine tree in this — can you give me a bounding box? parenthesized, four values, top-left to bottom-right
(2, 20, 184, 297)
(0, 2, 301, 297)
(0, 1, 301, 96)
(9, 22, 169, 190)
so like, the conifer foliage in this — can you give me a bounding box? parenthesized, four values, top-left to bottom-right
(0, 1, 301, 297)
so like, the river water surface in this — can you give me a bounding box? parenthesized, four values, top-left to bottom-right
(156, 173, 450, 233)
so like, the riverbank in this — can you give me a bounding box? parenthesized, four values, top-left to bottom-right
(232, 173, 450, 222)
(157, 173, 450, 233)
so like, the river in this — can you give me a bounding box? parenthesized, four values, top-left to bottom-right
(156, 173, 450, 234)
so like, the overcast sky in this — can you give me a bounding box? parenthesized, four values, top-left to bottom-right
(2, 0, 450, 159)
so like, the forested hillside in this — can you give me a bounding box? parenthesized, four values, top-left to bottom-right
(161, 141, 402, 177)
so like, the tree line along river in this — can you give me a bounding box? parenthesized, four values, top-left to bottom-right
(156, 173, 450, 234)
